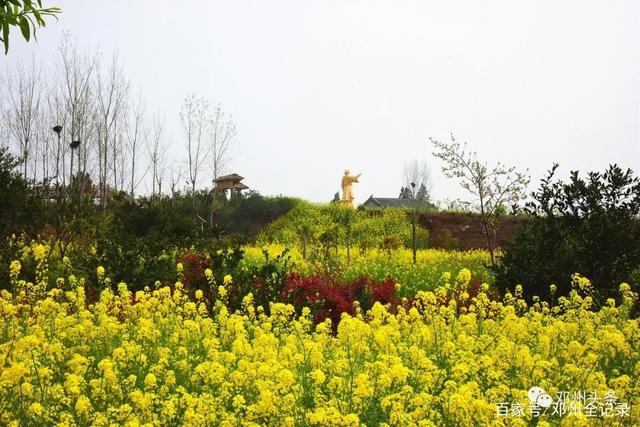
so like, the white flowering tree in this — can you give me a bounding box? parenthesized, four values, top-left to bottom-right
(431, 133, 530, 265)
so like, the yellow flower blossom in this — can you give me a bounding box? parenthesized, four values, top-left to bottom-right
(75, 395, 92, 415)
(1, 252, 638, 425)
(9, 260, 21, 278)
(144, 373, 157, 389)
(456, 268, 472, 286)
(28, 402, 44, 417)
(32, 244, 47, 260)
(310, 369, 326, 385)
(232, 394, 246, 409)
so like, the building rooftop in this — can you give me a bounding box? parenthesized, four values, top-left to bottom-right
(229, 182, 249, 190)
(360, 195, 436, 210)
(214, 173, 244, 182)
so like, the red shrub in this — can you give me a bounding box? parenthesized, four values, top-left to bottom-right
(282, 274, 353, 326)
(281, 273, 401, 328)
(177, 251, 211, 289)
(370, 277, 399, 307)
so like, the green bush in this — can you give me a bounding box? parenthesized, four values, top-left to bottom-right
(259, 204, 417, 261)
(430, 228, 460, 250)
(0, 148, 43, 238)
(404, 225, 429, 250)
(630, 266, 640, 288)
(0, 149, 45, 282)
(228, 248, 292, 314)
(495, 164, 640, 302)
(213, 191, 297, 241)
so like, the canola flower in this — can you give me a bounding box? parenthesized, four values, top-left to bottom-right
(218, 285, 227, 298)
(9, 260, 20, 279)
(0, 255, 639, 426)
(31, 244, 47, 261)
(242, 244, 493, 296)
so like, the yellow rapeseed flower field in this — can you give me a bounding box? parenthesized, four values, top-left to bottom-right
(1, 252, 639, 426)
(243, 244, 494, 296)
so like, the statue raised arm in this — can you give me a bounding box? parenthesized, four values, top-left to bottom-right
(341, 169, 362, 205)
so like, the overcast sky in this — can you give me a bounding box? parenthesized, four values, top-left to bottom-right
(3, 0, 639, 205)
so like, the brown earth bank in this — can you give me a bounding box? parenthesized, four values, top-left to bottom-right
(419, 212, 522, 251)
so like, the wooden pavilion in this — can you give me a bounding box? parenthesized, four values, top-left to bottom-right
(213, 173, 249, 198)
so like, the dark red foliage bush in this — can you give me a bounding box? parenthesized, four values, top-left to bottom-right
(370, 277, 399, 307)
(281, 273, 401, 327)
(177, 251, 211, 289)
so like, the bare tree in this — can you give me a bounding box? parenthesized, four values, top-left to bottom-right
(3, 58, 42, 179)
(431, 133, 530, 265)
(31, 106, 50, 182)
(55, 34, 97, 190)
(169, 162, 184, 199)
(402, 159, 432, 201)
(209, 103, 236, 181)
(117, 131, 126, 192)
(208, 103, 236, 224)
(112, 113, 123, 191)
(155, 152, 169, 197)
(45, 91, 66, 186)
(0, 107, 9, 150)
(125, 92, 147, 197)
(180, 94, 211, 206)
(1, 36, 217, 208)
(146, 113, 168, 199)
(95, 54, 129, 208)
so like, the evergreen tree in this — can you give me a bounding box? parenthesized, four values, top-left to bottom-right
(416, 183, 429, 201)
(399, 186, 412, 199)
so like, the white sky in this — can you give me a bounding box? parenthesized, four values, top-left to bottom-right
(3, 0, 639, 205)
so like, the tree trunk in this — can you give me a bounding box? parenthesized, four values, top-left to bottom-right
(302, 233, 307, 260)
(210, 160, 218, 227)
(412, 210, 417, 264)
(479, 190, 495, 265)
(130, 149, 136, 197)
(481, 214, 495, 265)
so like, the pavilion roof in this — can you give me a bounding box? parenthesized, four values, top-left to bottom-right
(214, 173, 244, 182)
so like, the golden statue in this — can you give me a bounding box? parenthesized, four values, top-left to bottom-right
(341, 169, 361, 206)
